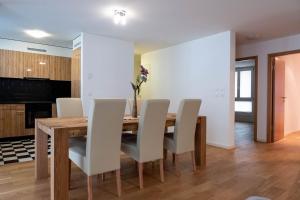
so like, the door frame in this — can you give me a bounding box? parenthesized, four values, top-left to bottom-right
(236, 56, 258, 142)
(267, 49, 300, 142)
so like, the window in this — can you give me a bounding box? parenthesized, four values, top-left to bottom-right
(235, 68, 253, 113)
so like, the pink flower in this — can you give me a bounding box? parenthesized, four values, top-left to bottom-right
(140, 65, 149, 76)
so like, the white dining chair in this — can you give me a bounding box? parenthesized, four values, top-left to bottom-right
(164, 99, 201, 174)
(121, 99, 170, 189)
(56, 98, 86, 186)
(56, 98, 84, 117)
(69, 99, 126, 199)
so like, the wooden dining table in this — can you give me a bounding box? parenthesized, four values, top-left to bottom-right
(35, 113, 206, 200)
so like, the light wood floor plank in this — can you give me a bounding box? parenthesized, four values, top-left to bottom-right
(0, 124, 300, 199)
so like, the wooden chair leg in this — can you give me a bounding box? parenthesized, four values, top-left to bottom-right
(191, 151, 197, 172)
(68, 159, 71, 189)
(138, 162, 144, 189)
(97, 173, 105, 184)
(172, 153, 176, 165)
(116, 169, 122, 197)
(163, 149, 168, 160)
(87, 176, 93, 200)
(159, 159, 164, 182)
(152, 161, 156, 169)
(174, 154, 181, 176)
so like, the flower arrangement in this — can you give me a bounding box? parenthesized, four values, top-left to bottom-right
(130, 65, 149, 117)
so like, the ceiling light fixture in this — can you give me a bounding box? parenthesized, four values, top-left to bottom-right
(24, 29, 51, 39)
(113, 10, 127, 25)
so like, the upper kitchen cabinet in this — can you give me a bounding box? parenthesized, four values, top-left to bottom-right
(23, 52, 50, 79)
(71, 48, 81, 97)
(49, 56, 71, 81)
(0, 49, 24, 78)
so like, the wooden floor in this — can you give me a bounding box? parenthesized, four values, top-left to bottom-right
(235, 122, 254, 146)
(1, 128, 300, 199)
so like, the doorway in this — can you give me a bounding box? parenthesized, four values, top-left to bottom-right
(267, 50, 300, 142)
(235, 57, 258, 145)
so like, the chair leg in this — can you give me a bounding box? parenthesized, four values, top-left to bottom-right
(138, 162, 144, 189)
(191, 151, 197, 172)
(116, 169, 122, 197)
(87, 176, 93, 200)
(68, 159, 71, 189)
(152, 161, 156, 169)
(172, 153, 176, 165)
(159, 159, 164, 182)
(174, 154, 181, 176)
(163, 149, 168, 160)
(97, 173, 105, 184)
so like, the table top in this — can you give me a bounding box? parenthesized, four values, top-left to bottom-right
(36, 113, 178, 130)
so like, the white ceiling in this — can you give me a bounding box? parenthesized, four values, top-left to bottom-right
(1, 0, 300, 54)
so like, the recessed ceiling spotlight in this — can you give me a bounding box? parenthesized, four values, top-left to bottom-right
(24, 29, 51, 39)
(113, 9, 127, 25)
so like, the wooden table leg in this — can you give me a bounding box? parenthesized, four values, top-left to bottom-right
(35, 122, 49, 180)
(51, 129, 69, 200)
(194, 116, 206, 169)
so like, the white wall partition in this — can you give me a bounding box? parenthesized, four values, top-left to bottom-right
(141, 31, 236, 149)
(80, 33, 134, 114)
(237, 33, 300, 142)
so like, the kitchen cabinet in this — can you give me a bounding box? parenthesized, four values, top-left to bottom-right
(23, 52, 50, 79)
(49, 56, 71, 81)
(0, 49, 24, 78)
(0, 104, 25, 138)
(71, 48, 81, 97)
(0, 49, 71, 80)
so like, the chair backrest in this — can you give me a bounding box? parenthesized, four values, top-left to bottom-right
(56, 98, 83, 117)
(174, 99, 201, 153)
(137, 99, 170, 162)
(86, 99, 126, 175)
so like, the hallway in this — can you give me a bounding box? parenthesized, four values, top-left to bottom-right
(235, 122, 254, 146)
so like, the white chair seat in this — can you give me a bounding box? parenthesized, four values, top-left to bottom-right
(121, 134, 139, 161)
(69, 137, 88, 173)
(69, 137, 87, 156)
(69, 137, 86, 147)
(164, 132, 176, 153)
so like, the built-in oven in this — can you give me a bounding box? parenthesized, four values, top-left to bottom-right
(25, 103, 52, 129)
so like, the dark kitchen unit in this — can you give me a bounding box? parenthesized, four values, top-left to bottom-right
(0, 77, 71, 138)
(25, 103, 52, 129)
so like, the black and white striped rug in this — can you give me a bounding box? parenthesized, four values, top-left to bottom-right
(0, 137, 51, 166)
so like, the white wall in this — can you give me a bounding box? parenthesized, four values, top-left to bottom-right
(141, 31, 236, 149)
(80, 33, 134, 114)
(281, 54, 300, 135)
(0, 38, 72, 57)
(237, 33, 300, 142)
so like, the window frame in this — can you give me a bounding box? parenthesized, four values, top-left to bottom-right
(235, 66, 254, 102)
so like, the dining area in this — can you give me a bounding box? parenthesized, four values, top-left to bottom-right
(35, 98, 206, 200)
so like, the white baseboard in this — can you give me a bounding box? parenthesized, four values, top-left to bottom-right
(207, 142, 236, 149)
